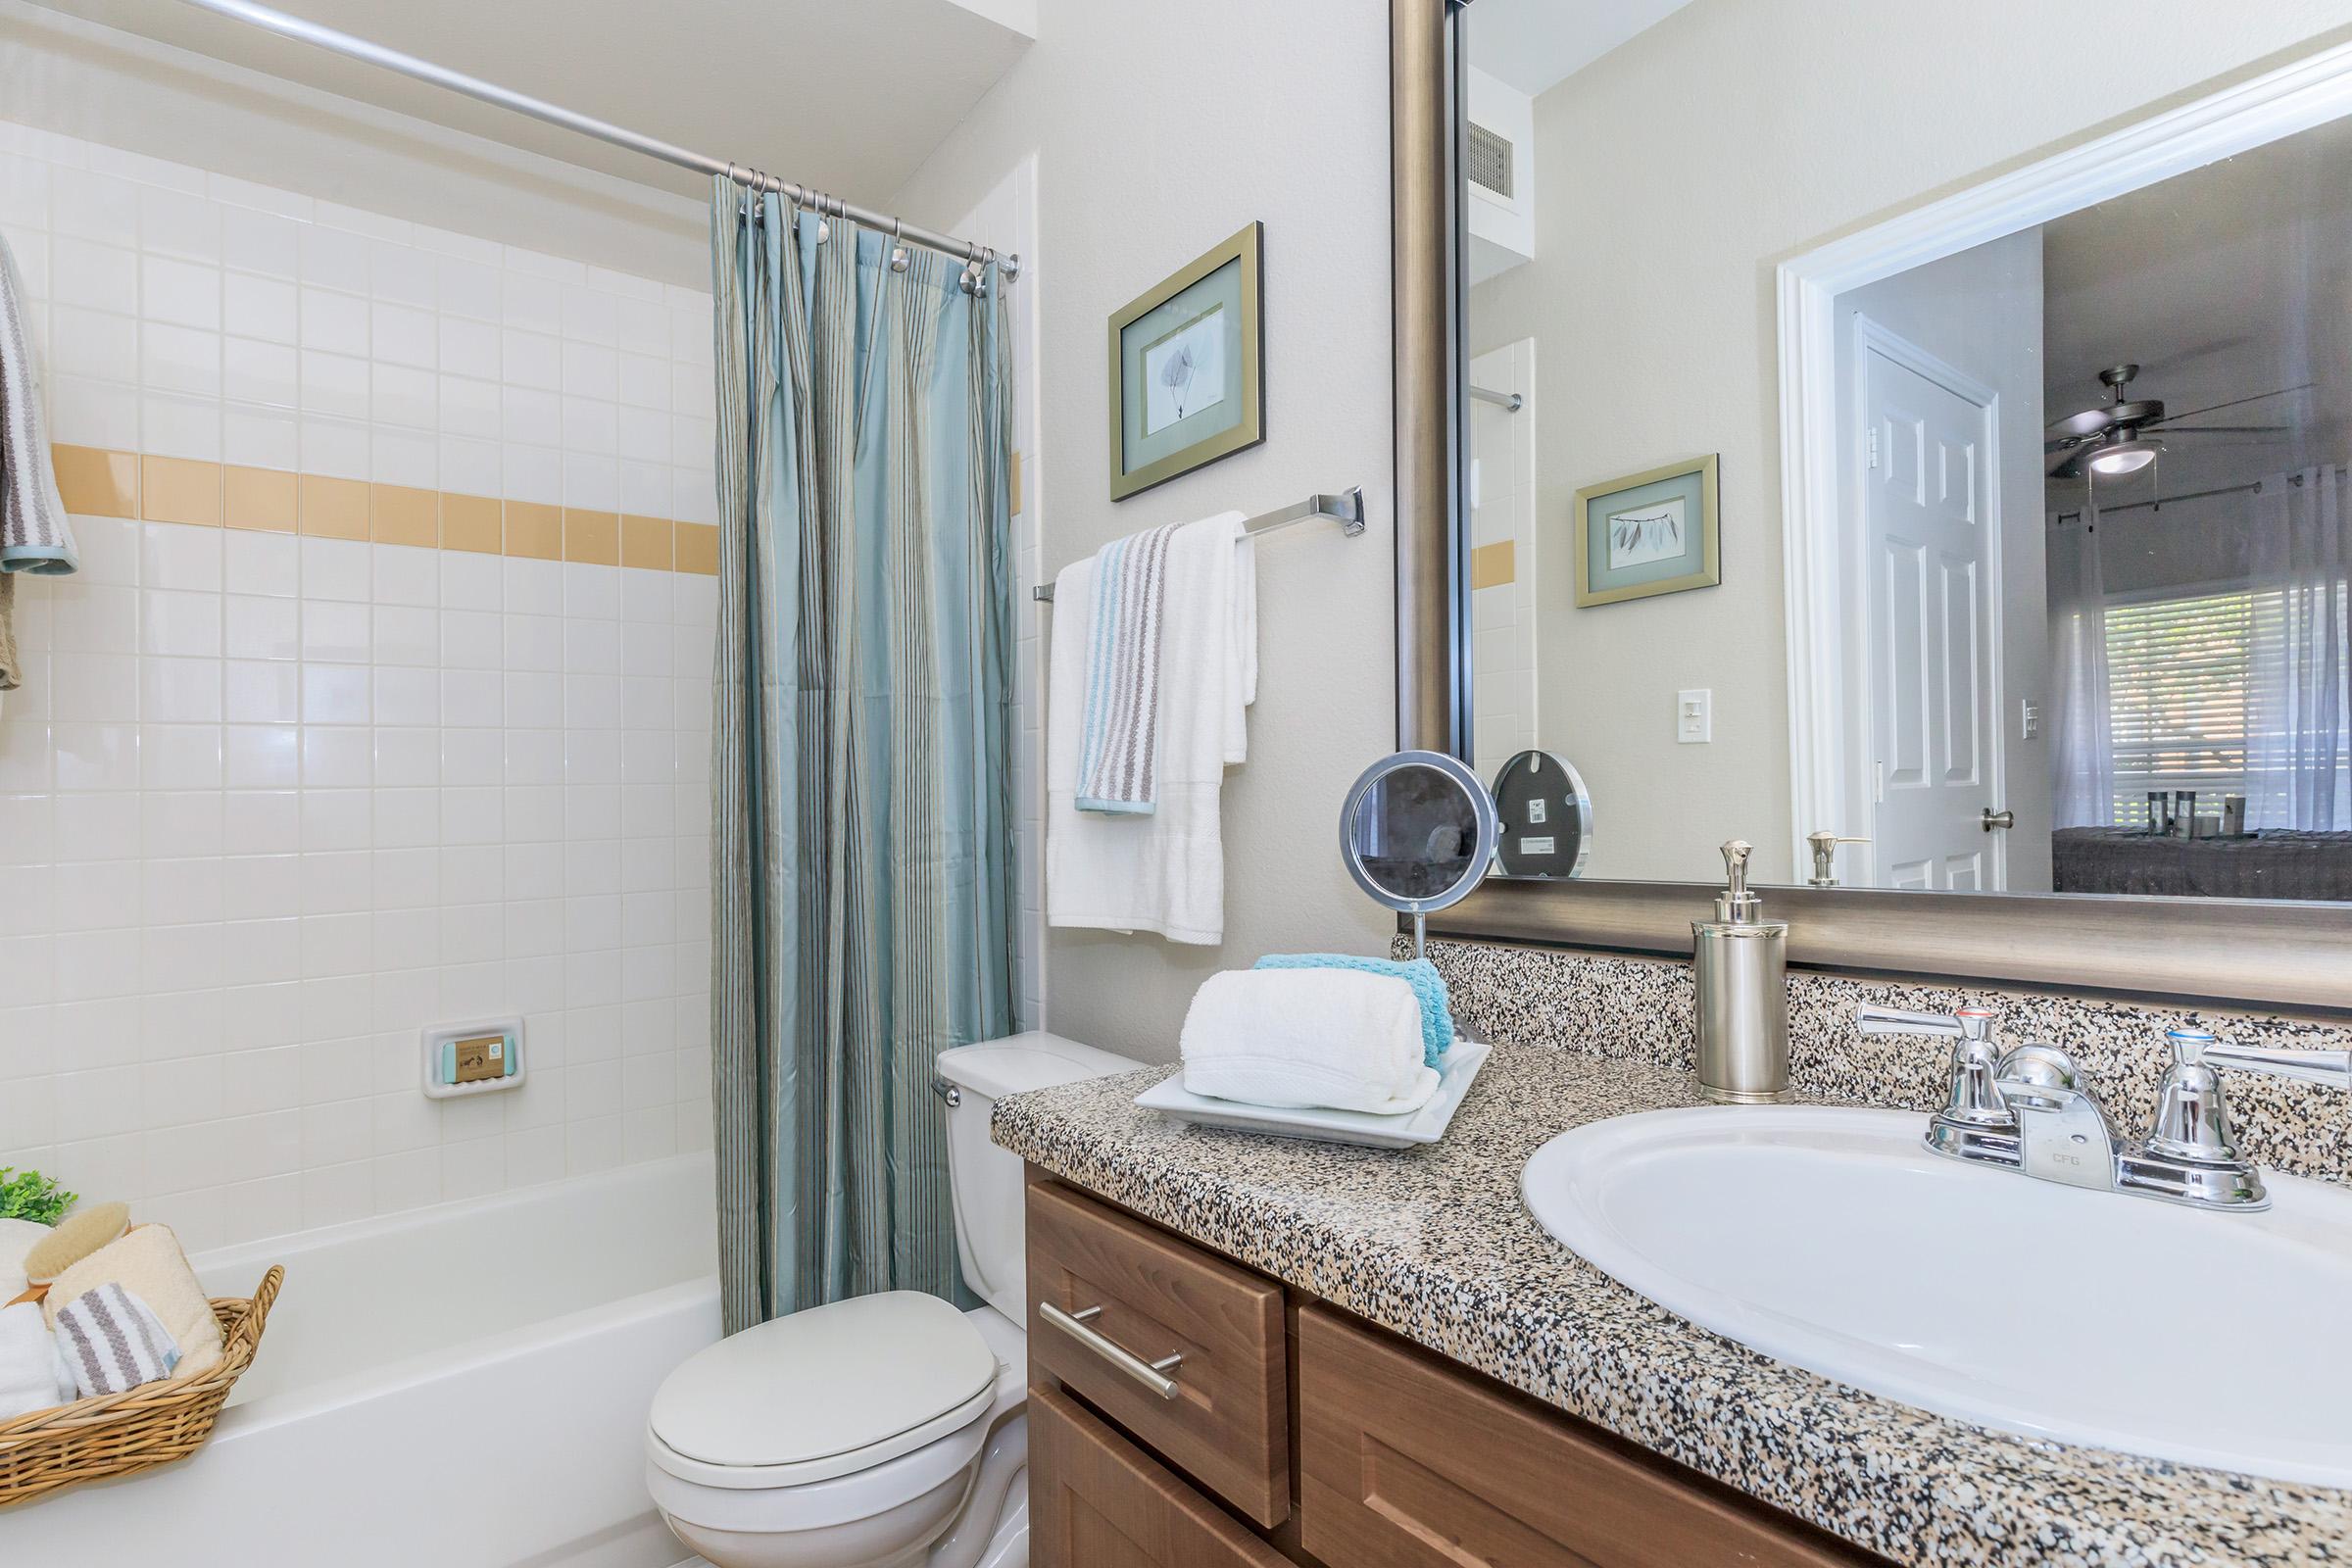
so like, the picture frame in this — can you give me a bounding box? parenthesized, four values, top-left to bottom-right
(1571, 454, 1721, 607)
(1107, 221, 1265, 500)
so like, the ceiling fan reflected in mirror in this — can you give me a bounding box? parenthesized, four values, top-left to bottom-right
(2044, 364, 2303, 480)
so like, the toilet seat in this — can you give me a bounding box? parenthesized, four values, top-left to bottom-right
(647, 1291, 1000, 1491)
(646, 1383, 995, 1491)
(646, 1412, 994, 1536)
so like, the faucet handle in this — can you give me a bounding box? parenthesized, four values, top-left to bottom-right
(2147, 1028, 2352, 1165)
(1855, 1004, 1996, 1042)
(2192, 1035, 2352, 1088)
(1859, 1005, 2012, 1132)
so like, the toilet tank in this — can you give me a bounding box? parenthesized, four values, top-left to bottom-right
(936, 1032, 1143, 1321)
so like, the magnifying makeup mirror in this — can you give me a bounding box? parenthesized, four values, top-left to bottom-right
(1490, 749, 1593, 879)
(1340, 750, 1500, 957)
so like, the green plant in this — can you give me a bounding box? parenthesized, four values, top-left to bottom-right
(0, 1167, 75, 1226)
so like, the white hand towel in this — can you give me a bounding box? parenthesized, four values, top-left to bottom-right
(1047, 514, 1253, 944)
(1179, 968, 1440, 1115)
(0, 1299, 74, 1421)
(0, 229, 79, 702)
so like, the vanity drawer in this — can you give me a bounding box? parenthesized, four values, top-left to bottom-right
(1031, 1383, 1291, 1568)
(1298, 1306, 1880, 1568)
(1026, 1180, 1289, 1527)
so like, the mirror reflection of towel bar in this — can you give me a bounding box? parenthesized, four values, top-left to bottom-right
(1031, 486, 1365, 602)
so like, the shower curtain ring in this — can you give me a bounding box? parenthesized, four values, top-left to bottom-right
(889, 218, 909, 273)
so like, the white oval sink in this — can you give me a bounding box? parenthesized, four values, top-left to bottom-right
(1523, 1105, 2352, 1486)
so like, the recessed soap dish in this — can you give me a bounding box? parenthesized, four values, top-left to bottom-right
(421, 1017, 526, 1099)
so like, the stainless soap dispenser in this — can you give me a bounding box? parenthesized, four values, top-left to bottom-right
(1692, 839, 1791, 1103)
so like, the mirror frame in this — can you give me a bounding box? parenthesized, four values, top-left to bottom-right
(1389, 0, 2352, 1011)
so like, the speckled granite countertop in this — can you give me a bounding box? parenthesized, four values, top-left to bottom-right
(993, 1045, 2352, 1567)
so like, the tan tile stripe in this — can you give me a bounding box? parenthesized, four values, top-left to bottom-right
(1469, 538, 1516, 590)
(50, 443, 717, 576)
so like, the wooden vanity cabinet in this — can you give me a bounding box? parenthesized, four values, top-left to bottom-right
(1031, 1383, 1292, 1568)
(1026, 1174, 1889, 1568)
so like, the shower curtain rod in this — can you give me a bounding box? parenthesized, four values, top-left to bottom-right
(172, 0, 1019, 278)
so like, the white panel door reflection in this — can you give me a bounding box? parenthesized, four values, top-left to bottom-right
(1861, 329, 2001, 891)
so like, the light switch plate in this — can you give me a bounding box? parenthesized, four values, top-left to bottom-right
(2022, 699, 2041, 741)
(1677, 688, 1712, 744)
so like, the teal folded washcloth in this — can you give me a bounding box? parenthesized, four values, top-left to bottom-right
(1252, 954, 1454, 1067)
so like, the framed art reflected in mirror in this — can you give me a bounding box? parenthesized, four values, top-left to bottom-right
(1572, 455, 1719, 609)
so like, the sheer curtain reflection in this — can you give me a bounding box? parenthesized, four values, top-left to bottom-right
(2048, 510, 2115, 829)
(2248, 465, 2351, 830)
(708, 182, 1016, 1333)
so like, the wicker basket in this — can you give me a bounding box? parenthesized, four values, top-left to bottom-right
(0, 1265, 283, 1509)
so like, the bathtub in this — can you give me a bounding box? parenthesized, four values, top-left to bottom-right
(0, 1153, 721, 1568)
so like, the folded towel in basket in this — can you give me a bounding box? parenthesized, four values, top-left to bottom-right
(53, 1283, 180, 1398)
(44, 1224, 221, 1380)
(1179, 967, 1439, 1116)
(0, 1299, 74, 1420)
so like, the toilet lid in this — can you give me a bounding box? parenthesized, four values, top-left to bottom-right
(650, 1291, 998, 1469)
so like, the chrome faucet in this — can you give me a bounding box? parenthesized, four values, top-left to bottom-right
(1856, 1007, 2352, 1212)
(1856, 1004, 2020, 1167)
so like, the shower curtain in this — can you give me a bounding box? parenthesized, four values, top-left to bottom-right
(708, 181, 1016, 1333)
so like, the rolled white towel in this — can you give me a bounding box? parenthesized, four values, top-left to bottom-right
(0, 1216, 48, 1300)
(1180, 968, 1440, 1115)
(0, 1299, 74, 1421)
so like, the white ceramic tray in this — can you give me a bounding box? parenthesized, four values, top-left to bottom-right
(1134, 1040, 1493, 1150)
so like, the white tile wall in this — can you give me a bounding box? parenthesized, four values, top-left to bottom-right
(0, 121, 717, 523)
(0, 122, 719, 1249)
(1470, 338, 1537, 782)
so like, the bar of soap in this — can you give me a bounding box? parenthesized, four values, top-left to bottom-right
(23, 1202, 131, 1285)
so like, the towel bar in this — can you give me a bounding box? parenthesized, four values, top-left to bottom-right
(1031, 486, 1365, 602)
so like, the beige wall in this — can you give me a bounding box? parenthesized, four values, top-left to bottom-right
(1473, 0, 2352, 884)
(890, 0, 1396, 1064)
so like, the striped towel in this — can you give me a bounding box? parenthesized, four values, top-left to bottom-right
(53, 1282, 182, 1398)
(1075, 520, 1184, 813)
(0, 230, 78, 694)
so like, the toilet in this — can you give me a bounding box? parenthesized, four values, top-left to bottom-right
(645, 1031, 1142, 1568)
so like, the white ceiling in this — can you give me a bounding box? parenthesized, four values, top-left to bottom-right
(1465, 0, 1695, 97)
(2043, 114, 2352, 498)
(27, 0, 1035, 205)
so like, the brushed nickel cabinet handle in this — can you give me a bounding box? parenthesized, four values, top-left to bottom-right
(1040, 1301, 1183, 1399)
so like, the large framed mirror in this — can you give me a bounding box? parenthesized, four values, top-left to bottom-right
(1390, 0, 2352, 1008)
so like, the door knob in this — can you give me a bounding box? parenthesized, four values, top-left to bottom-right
(1982, 808, 2015, 831)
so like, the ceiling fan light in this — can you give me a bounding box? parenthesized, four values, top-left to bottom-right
(2088, 438, 2161, 475)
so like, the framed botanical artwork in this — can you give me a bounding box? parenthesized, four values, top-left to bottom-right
(1107, 221, 1265, 500)
(1571, 454, 1721, 607)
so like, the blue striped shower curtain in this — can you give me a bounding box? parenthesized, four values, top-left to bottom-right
(708, 182, 1016, 1331)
